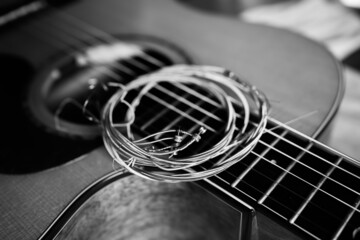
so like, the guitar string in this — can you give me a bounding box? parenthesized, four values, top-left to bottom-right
(162, 93, 360, 221)
(216, 153, 360, 237)
(44, 7, 360, 235)
(128, 71, 360, 218)
(191, 116, 360, 234)
(24, 8, 360, 237)
(23, 11, 254, 180)
(101, 67, 263, 181)
(56, 10, 360, 238)
(24, 12, 360, 216)
(20, 5, 360, 222)
(21, 17, 153, 78)
(45, 7, 169, 68)
(149, 97, 359, 216)
(144, 87, 220, 135)
(21, 9, 166, 86)
(28, 9, 360, 190)
(213, 176, 337, 239)
(156, 107, 354, 238)
(117, 84, 360, 226)
(263, 127, 360, 194)
(139, 112, 356, 235)
(240, 150, 360, 214)
(23, 3, 360, 212)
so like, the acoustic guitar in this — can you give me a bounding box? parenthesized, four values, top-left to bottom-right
(1, 0, 359, 239)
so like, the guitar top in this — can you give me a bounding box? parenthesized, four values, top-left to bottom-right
(0, 0, 344, 239)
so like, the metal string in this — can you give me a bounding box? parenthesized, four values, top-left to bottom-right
(102, 65, 270, 182)
(47, 7, 360, 235)
(20, 1, 360, 186)
(15, 5, 360, 230)
(263, 127, 360, 195)
(120, 69, 360, 219)
(23, 2, 360, 196)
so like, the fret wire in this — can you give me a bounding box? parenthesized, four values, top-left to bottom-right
(202, 176, 255, 210)
(249, 151, 360, 215)
(215, 167, 320, 226)
(231, 131, 287, 188)
(292, 223, 322, 240)
(53, 9, 360, 238)
(19, 8, 360, 233)
(217, 156, 333, 231)
(226, 151, 352, 219)
(257, 142, 313, 204)
(213, 171, 260, 203)
(289, 157, 343, 224)
(123, 71, 360, 237)
(28, 10, 356, 204)
(214, 152, 322, 221)
(213, 132, 242, 162)
(333, 197, 360, 239)
(215, 172, 325, 230)
(216, 145, 360, 235)
(260, 139, 360, 197)
(215, 153, 359, 239)
(138, 87, 360, 237)
(268, 118, 360, 184)
(263, 125, 360, 194)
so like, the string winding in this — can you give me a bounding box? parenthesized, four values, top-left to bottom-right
(23, 9, 360, 234)
(102, 65, 270, 182)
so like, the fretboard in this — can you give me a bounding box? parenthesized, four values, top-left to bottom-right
(125, 73, 360, 240)
(212, 118, 360, 240)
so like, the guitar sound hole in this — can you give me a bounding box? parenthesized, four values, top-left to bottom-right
(0, 35, 191, 174)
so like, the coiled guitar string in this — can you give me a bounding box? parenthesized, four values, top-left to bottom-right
(21, 11, 269, 182)
(102, 65, 270, 182)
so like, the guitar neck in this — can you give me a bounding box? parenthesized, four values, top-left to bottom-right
(205, 117, 360, 240)
(124, 63, 358, 239)
(126, 71, 359, 239)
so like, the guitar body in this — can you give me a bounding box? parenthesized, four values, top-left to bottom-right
(0, 0, 343, 239)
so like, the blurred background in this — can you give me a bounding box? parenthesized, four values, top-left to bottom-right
(182, 0, 360, 161)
